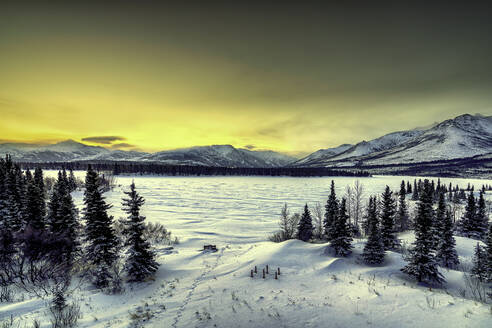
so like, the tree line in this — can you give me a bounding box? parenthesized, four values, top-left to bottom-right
(19, 161, 371, 177)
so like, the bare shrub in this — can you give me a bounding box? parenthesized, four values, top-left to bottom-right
(49, 297, 81, 328)
(0, 285, 13, 302)
(269, 204, 300, 242)
(462, 272, 489, 304)
(114, 220, 177, 245)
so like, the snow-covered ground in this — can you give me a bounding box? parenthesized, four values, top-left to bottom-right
(1, 174, 491, 327)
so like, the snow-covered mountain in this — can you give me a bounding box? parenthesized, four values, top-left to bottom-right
(294, 144, 353, 166)
(0, 141, 295, 168)
(140, 145, 295, 167)
(294, 114, 492, 167)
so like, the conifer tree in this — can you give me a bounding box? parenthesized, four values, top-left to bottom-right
(324, 180, 338, 240)
(458, 192, 482, 239)
(407, 181, 412, 194)
(396, 181, 410, 232)
(436, 210, 459, 269)
(0, 156, 16, 284)
(47, 171, 79, 264)
(401, 180, 444, 285)
(380, 186, 399, 250)
(24, 169, 46, 231)
(122, 182, 158, 282)
(476, 191, 489, 240)
(471, 243, 487, 282)
(329, 198, 352, 256)
(83, 166, 119, 288)
(296, 204, 313, 242)
(485, 224, 492, 282)
(432, 192, 446, 250)
(362, 196, 385, 264)
(68, 169, 77, 193)
(412, 180, 419, 201)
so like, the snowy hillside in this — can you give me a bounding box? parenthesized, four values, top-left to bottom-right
(140, 145, 296, 167)
(0, 142, 295, 168)
(3, 233, 490, 327)
(295, 114, 492, 167)
(294, 144, 352, 166)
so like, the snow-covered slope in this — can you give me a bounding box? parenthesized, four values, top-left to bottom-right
(141, 145, 295, 167)
(295, 114, 492, 167)
(294, 144, 352, 166)
(0, 141, 295, 167)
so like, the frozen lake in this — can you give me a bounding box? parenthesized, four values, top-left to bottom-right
(45, 172, 492, 244)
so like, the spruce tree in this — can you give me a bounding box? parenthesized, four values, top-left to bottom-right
(47, 171, 79, 264)
(476, 191, 489, 240)
(0, 157, 16, 284)
(412, 180, 419, 201)
(122, 182, 158, 282)
(458, 192, 482, 239)
(324, 180, 338, 241)
(83, 166, 119, 288)
(485, 224, 492, 282)
(432, 192, 446, 250)
(296, 204, 313, 242)
(24, 169, 46, 231)
(396, 181, 410, 232)
(362, 196, 385, 264)
(68, 169, 77, 192)
(380, 186, 399, 250)
(436, 210, 459, 269)
(471, 243, 487, 282)
(329, 198, 352, 256)
(401, 180, 444, 285)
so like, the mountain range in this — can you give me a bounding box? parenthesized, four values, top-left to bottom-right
(1, 114, 491, 169)
(292, 113, 492, 167)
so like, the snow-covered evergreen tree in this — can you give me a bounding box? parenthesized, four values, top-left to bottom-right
(432, 192, 446, 250)
(485, 224, 492, 282)
(296, 204, 313, 242)
(362, 196, 385, 264)
(411, 180, 419, 201)
(401, 180, 444, 285)
(122, 182, 159, 282)
(83, 166, 119, 288)
(324, 180, 338, 241)
(458, 191, 485, 239)
(380, 186, 399, 250)
(436, 210, 459, 269)
(24, 168, 46, 231)
(476, 191, 489, 240)
(0, 156, 16, 284)
(68, 169, 77, 193)
(471, 243, 487, 282)
(46, 171, 79, 264)
(329, 198, 352, 256)
(396, 181, 410, 232)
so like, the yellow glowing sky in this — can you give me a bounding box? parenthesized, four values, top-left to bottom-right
(1, 3, 492, 156)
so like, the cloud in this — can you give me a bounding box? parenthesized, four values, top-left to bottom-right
(110, 142, 136, 149)
(243, 144, 256, 150)
(82, 136, 126, 144)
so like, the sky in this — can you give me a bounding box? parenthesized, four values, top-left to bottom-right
(1, 2, 492, 156)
